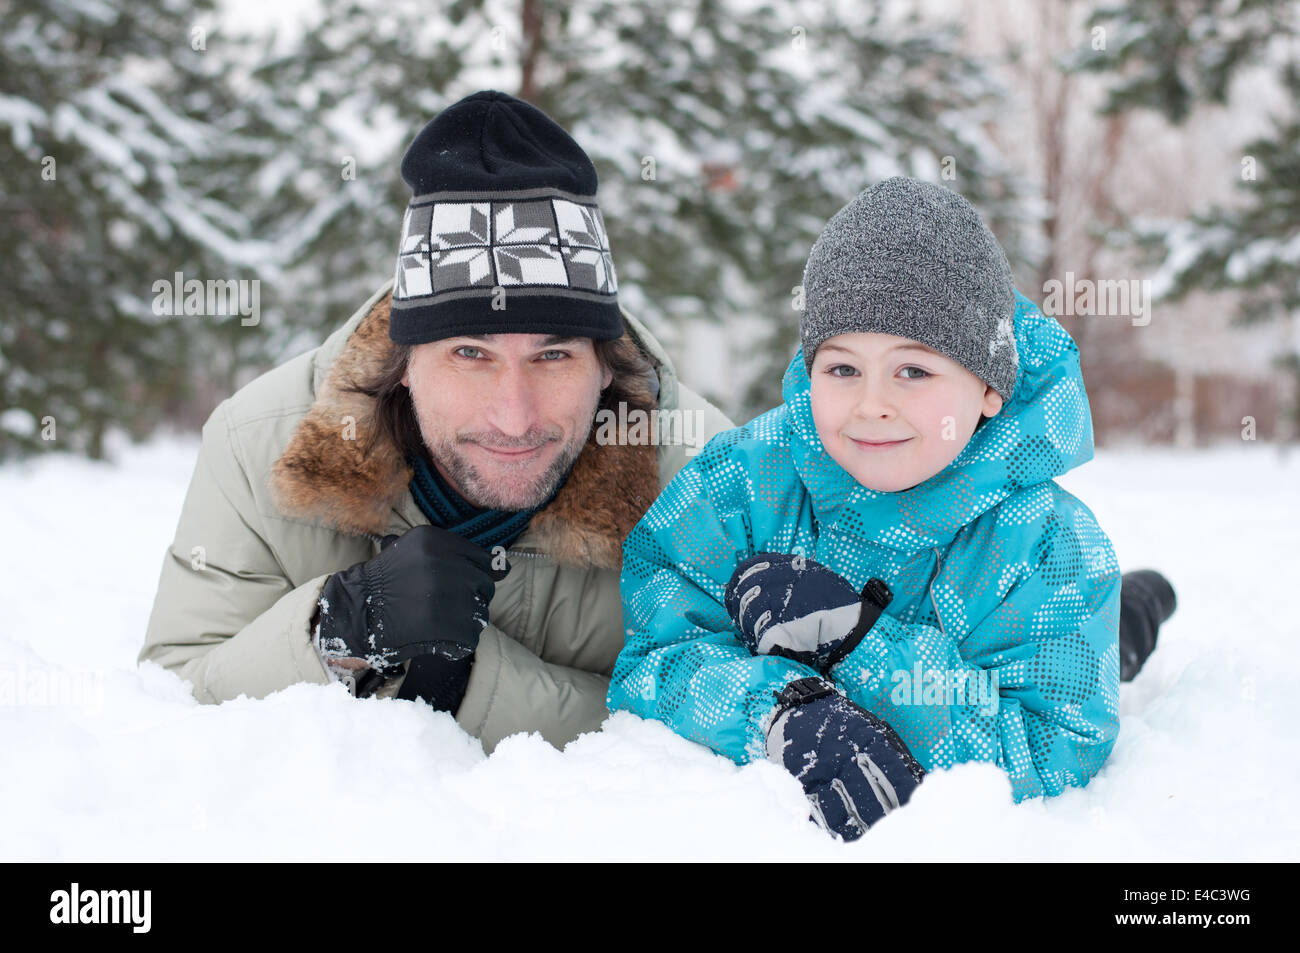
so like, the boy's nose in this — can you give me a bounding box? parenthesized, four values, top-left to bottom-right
(853, 375, 896, 418)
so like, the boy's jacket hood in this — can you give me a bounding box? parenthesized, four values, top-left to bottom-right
(783, 289, 1095, 552)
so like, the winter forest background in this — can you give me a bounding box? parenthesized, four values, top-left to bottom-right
(3, 1, 1300, 863)
(2, 0, 1299, 460)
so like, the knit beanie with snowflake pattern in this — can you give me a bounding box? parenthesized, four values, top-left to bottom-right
(389, 90, 622, 345)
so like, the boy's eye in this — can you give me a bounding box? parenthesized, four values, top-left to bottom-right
(900, 366, 930, 380)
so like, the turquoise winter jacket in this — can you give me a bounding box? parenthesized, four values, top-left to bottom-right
(607, 290, 1122, 803)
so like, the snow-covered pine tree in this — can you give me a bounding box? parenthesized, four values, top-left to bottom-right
(0, 0, 295, 458)
(1074, 0, 1300, 438)
(222, 0, 484, 358)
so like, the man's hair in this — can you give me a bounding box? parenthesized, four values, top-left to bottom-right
(340, 333, 658, 463)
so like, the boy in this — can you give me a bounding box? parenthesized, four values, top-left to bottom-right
(608, 177, 1174, 842)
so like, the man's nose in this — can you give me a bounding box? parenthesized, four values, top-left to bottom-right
(485, 362, 541, 437)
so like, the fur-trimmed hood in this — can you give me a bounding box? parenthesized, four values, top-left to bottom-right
(267, 287, 665, 571)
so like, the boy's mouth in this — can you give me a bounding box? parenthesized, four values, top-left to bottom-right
(848, 436, 912, 450)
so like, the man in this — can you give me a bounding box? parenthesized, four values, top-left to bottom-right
(139, 90, 733, 753)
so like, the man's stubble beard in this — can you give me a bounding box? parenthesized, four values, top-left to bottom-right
(424, 427, 589, 511)
(412, 389, 598, 510)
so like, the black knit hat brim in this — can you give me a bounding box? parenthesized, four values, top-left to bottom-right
(389, 293, 624, 345)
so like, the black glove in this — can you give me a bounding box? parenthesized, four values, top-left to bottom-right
(315, 524, 510, 682)
(724, 552, 892, 673)
(767, 678, 926, 842)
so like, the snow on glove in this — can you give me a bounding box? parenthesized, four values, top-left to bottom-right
(767, 677, 926, 842)
(724, 552, 892, 672)
(315, 523, 510, 678)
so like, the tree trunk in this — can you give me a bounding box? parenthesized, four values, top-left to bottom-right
(519, 0, 543, 102)
(1174, 367, 1196, 448)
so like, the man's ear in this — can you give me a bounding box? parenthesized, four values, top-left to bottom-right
(600, 360, 613, 392)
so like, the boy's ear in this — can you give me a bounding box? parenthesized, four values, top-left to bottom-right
(982, 385, 1004, 419)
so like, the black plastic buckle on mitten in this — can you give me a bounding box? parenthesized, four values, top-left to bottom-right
(775, 676, 838, 712)
(821, 578, 892, 673)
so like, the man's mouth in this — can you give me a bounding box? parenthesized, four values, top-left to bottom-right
(473, 443, 547, 461)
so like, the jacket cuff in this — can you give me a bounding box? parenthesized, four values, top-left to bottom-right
(453, 625, 611, 754)
(826, 610, 908, 709)
(184, 573, 334, 703)
(453, 624, 506, 742)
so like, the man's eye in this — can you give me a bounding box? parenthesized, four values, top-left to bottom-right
(539, 350, 569, 361)
(900, 366, 930, 380)
(455, 346, 483, 359)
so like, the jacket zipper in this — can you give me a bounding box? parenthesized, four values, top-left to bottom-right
(928, 546, 948, 637)
(364, 531, 551, 562)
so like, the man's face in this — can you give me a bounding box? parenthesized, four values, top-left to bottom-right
(808, 332, 1004, 493)
(403, 333, 612, 511)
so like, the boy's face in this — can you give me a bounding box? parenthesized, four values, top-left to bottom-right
(808, 332, 1004, 493)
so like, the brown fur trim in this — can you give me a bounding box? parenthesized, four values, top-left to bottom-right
(528, 372, 660, 570)
(268, 292, 660, 569)
(269, 294, 412, 537)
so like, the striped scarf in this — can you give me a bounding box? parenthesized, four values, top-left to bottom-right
(405, 448, 568, 551)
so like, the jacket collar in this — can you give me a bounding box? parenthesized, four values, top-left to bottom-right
(268, 282, 664, 570)
(785, 289, 1096, 552)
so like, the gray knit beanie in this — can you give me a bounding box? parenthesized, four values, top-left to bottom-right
(800, 176, 1019, 402)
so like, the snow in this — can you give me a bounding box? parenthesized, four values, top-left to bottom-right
(1146, 219, 1234, 300)
(2, 430, 1297, 860)
(1225, 231, 1300, 283)
(0, 92, 47, 152)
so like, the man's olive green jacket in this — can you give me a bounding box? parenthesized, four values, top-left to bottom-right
(139, 279, 733, 752)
